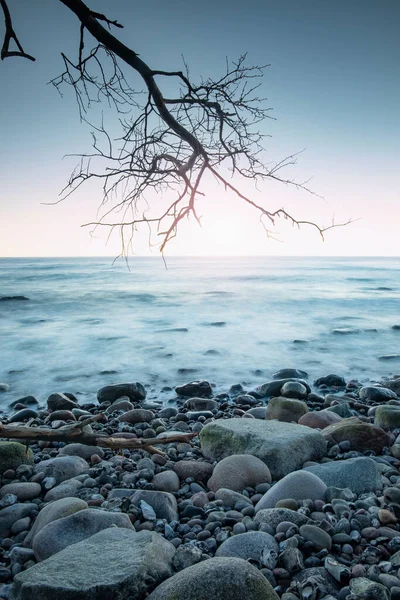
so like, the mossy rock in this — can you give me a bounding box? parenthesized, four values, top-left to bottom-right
(0, 442, 34, 474)
(374, 405, 400, 430)
(266, 396, 308, 423)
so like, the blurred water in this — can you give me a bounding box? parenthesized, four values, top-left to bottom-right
(0, 256, 399, 406)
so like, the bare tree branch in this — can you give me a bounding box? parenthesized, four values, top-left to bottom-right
(0, 0, 35, 61)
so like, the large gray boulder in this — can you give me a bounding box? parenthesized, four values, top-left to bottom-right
(255, 471, 327, 512)
(23, 497, 88, 548)
(200, 419, 327, 480)
(12, 529, 175, 600)
(304, 457, 382, 495)
(33, 508, 134, 561)
(34, 456, 88, 485)
(147, 556, 279, 600)
(216, 531, 278, 564)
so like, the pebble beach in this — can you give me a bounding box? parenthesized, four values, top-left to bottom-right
(1, 370, 400, 599)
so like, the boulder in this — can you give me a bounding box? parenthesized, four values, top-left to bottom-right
(23, 497, 88, 548)
(255, 471, 327, 512)
(304, 457, 382, 494)
(256, 379, 310, 398)
(151, 471, 180, 492)
(34, 456, 88, 485)
(58, 444, 104, 460)
(215, 488, 252, 507)
(216, 531, 278, 563)
(207, 454, 271, 492)
(273, 369, 308, 379)
(146, 556, 279, 600)
(382, 379, 400, 396)
(117, 409, 154, 424)
(43, 479, 83, 502)
(12, 529, 175, 600)
(175, 381, 212, 397)
(33, 508, 134, 561)
(374, 405, 400, 429)
(0, 482, 41, 502)
(0, 503, 37, 537)
(200, 418, 327, 480)
(105, 399, 134, 413)
(299, 524, 332, 551)
(0, 442, 34, 474)
(130, 490, 178, 521)
(298, 410, 342, 429)
(97, 382, 146, 403)
(246, 407, 268, 419)
(321, 417, 390, 453)
(280, 382, 308, 399)
(359, 386, 397, 403)
(47, 393, 78, 411)
(173, 460, 214, 483)
(254, 508, 310, 529)
(266, 397, 308, 422)
(314, 374, 346, 387)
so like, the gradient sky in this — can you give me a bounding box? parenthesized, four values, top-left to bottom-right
(1, 0, 399, 256)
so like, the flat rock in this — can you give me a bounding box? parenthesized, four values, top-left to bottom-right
(207, 454, 271, 492)
(0, 482, 41, 502)
(147, 556, 279, 600)
(322, 417, 390, 453)
(117, 409, 154, 424)
(200, 418, 327, 480)
(33, 508, 134, 561)
(97, 382, 146, 403)
(216, 531, 278, 562)
(12, 529, 175, 600)
(175, 381, 212, 397)
(254, 508, 310, 529)
(255, 471, 327, 512)
(0, 442, 34, 473)
(23, 497, 88, 548)
(273, 369, 308, 379)
(34, 456, 88, 485)
(304, 457, 382, 494)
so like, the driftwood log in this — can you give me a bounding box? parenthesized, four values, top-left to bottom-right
(0, 414, 197, 455)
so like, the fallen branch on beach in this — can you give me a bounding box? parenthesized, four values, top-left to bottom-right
(0, 414, 198, 455)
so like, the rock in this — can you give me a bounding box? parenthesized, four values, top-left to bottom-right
(207, 454, 271, 492)
(325, 402, 353, 418)
(58, 444, 104, 460)
(299, 524, 332, 551)
(290, 567, 340, 598)
(47, 392, 78, 411)
(314, 374, 346, 387)
(254, 508, 310, 529)
(152, 471, 180, 492)
(379, 355, 400, 361)
(266, 397, 308, 422)
(173, 460, 214, 483)
(273, 369, 308, 379)
(332, 328, 360, 335)
(255, 471, 327, 512)
(172, 546, 203, 571)
(175, 381, 212, 397)
(216, 531, 278, 564)
(146, 556, 279, 600)
(130, 490, 178, 521)
(47, 410, 76, 422)
(304, 457, 382, 494)
(349, 577, 390, 600)
(12, 529, 175, 600)
(0, 504, 37, 537)
(280, 382, 308, 399)
(256, 378, 310, 398)
(0, 483, 41, 502)
(97, 382, 146, 403)
(117, 408, 154, 424)
(246, 407, 268, 419)
(359, 386, 398, 402)
(33, 508, 134, 561)
(184, 398, 218, 411)
(215, 488, 252, 507)
(322, 417, 390, 453)
(23, 497, 88, 548)
(0, 442, 34, 473)
(200, 418, 327, 480)
(9, 408, 39, 422)
(382, 380, 400, 396)
(374, 405, 400, 429)
(298, 410, 342, 429)
(105, 399, 134, 413)
(0, 383, 10, 392)
(9, 396, 39, 408)
(0, 296, 29, 301)
(43, 479, 83, 502)
(34, 456, 88, 485)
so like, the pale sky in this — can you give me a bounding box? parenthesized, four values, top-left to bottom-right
(0, 0, 399, 257)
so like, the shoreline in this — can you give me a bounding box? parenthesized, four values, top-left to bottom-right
(1, 371, 400, 599)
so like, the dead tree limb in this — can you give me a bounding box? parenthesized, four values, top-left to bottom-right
(0, 419, 198, 454)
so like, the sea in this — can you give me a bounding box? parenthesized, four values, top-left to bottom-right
(0, 256, 399, 409)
